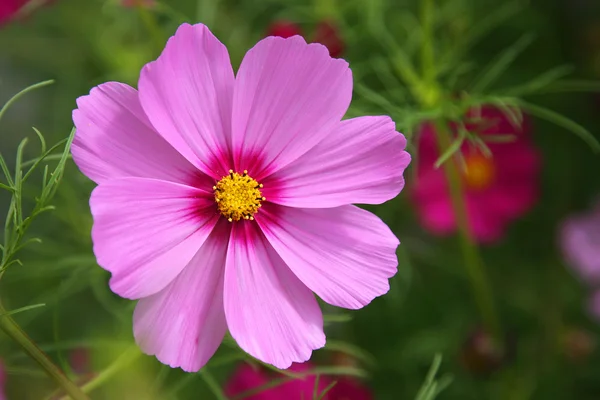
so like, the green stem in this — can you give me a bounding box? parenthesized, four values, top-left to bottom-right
(0, 302, 89, 400)
(420, 0, 435, 84)
(52, 346, 142, 400)
(419, 0, 501, 339)
(433, 120, 501, 337)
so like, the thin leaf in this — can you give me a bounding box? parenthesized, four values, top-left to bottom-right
(317, 381, 338, 400)
(471, 34, 535, 93)
(324, 340, 376, 366)
(514, 99, 600, 152)
(434, 129, 466, 168)
(535, 79, 600, 94)
(0, 80, 54, 123)
(32, 126, 47, 154)
(498, 65, 574, 96)
(0, 303, 46, 317)
(199, 368, 229, 400)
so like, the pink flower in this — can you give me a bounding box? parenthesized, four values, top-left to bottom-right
(267, 20, 302, 39)
(225, 362, 373, 400)
(0, 0, 26, 25)
(313, 20, 344, 58)
(121, 0, 155, 8)
(72, 23, 410, 371)
(411, 107, 541, 243)
(560, 202, 600, 283)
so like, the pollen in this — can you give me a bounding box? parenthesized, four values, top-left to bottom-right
(463, 154, 495, 191)
(213, 170, 265, 222)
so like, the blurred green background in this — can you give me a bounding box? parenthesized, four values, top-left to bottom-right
(1, 0, 600, 399)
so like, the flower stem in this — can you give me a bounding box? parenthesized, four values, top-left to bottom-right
(0, 302, 89, 400)
(419, 0, 501, 338)
(433, 120, 501, 338)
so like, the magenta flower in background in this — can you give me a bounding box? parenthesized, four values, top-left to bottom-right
(411, 106, 541, 244)
(313, 20, 345, 58)
(225, 362, 373, 400)
(266, 20, 302, 39)
(0, 0, 26, 25)
(560, 202, 600, 283)
(72, 23, 410, 371)
(121, 0, 155, 8)
(0, 0, 53, 26)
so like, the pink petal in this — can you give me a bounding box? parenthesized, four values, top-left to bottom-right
(72, 82, 198, 185)
(258, 204, 399, 310)
(231, 35, 352, 179)
(133, 220, 229, 372)
(90, 178, 219, 299)
(263, 116, 410, 207)
(138, 23, 235, 179)
(224, 222, 325, 369)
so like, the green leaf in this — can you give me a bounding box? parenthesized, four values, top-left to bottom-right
(537, 79, 600, 94)
(471, 34, 535, 93)
(0, 303, 46, 317)
(324, 340, 376, 366)
(514, 99, 600, 152)
(199, 368, 229, 400)
(0, 80, 54, 124)
(434, 128, 466, 168)
(498, 65, 574, 96)
(414, 354, 452, 400)
(316, 381, 338, 400)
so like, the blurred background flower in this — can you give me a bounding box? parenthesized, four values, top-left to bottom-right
(411, 106, 541, 244)
(1, 0, 600, 399)
(225, 362, 372, 400)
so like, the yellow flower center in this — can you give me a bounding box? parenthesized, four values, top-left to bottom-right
(463, 154, 495, 190)
(213, 170, 265, 222)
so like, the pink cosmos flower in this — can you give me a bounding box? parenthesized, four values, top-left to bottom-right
(560, 202, 600, 283)
(411, 106, 541, 243)
(72, 23, 410, 371)
(225, 362, 373, 400)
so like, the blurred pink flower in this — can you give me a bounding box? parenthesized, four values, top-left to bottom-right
(267, 20, 302, 39)
(72, 23, 410, 371)
(225, 362, 373, 400)
(313, 20, 345, 58)
(560, 202, 600, 283)
(0, 0, 26, 25)
(0, 0, 53, 26)
(121, 0, 155, 8)
(411, 106, 541, 243)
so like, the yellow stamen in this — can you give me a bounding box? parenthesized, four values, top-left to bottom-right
(214, 170, 264, 222)
(463, 154, 495, 190)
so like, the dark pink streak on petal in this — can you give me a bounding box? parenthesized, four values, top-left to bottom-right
(133, 219, 230, 372)
(258, 203, 399, 310)
(90, 177, 219, 299)
(72, 82, 202, 185)
(224, 221, 325, 369)
(263, 116, 410, 208)
(139, 23, 235, 179)
(231, 35, 352, 181)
